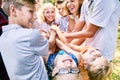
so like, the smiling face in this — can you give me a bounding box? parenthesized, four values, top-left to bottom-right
(88, 56, 108, 71)
(82, 48, 103, 69)
(42, 3, 56, 25)
(15, 6, 36, 28)
(54, 54, 77, 68)
(52, 54, 80, 80)
(43, 7, 55, 24)
(56, 3, 65, 16)
(81, 47, 112, 80)
(66, 0, 83, 15)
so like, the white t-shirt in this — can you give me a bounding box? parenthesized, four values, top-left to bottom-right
(80, 0, 120, 61)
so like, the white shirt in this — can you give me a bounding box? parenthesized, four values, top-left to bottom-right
(80, 0, 120, 61)
(0, 24, 49, 80)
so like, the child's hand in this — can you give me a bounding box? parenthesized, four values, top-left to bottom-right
(51, 25, 59, 31)
(39, 30, 50, 39)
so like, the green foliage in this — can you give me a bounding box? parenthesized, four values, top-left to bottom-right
(118, 34, 120, 39)
(110, 33, 120, 80)
(117, 31, 120, 51)
(118, 32, 120, 39)
(110, 59, 120, 80)
(110, 72, 120, 80)
(29, 0, 36, 4)
(43, 0, 55, 5)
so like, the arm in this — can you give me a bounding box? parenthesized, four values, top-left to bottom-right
(70, 21, 86, 45)
(70, 38, 85, 45)
(30, 30, 49, 56)
(51, 25, 68, 44)
(55, 38, 82, 61)
(73, 21, 86, 32)
(48, 29, 57, 55)
(65, 23, 100, 44)
(48, 29, 56, 49)
(68, 43, 86, 52)
(39, 30, 50, 39)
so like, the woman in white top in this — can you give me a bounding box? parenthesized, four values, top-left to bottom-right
(64, 0, 120, 61)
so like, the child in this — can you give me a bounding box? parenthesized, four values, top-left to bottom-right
(46, 39, 81, 80)
(50, 25, 112, 80)
(55, 0, 67, 17)
(50, 39, 112, 80)
(33, 3, 57, 54)
(0, 0, 49, 80)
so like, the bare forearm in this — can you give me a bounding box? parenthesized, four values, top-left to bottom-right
(70, 38, 85, 45)
(49, 30, 56, 48)
(73, 21, 85, 32)
(56, 29, 68, 44)
(65, 30, 90, 38)
(56, 38, 82, 61)
(51, 25, 68, 44)
(65, 25, 98, 38)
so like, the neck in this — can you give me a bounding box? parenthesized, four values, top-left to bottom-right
(8, 16, 17, 24)
(46, 20, 52, 25)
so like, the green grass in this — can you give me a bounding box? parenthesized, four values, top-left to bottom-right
(110, 57, 120, 80)
(110, 30, 120, 80)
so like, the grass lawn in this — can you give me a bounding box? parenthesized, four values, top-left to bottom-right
(110, 31, 120, 80)
(110, 49, 120, 80)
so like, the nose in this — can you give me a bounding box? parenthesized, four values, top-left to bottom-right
(96, 51, 102, 57)
(65, 61, 72, 68)
(92, 50, 102, 57)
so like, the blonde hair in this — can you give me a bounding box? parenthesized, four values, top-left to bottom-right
(87, 58, 112, 80)
(2, 0, 36, 16)
(78, 46, 112, 80)
(38, 3, 56, 23)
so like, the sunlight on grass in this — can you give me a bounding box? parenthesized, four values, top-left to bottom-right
(110, 47, 120, 80)
(110, 27, 120, 80)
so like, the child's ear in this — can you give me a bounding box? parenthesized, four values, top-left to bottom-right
(10, 4, 17, 17)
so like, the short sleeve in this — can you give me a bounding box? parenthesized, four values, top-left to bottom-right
(30, 29, 49, 56)
(79, 2, 85, 22)
(89, 0, 116, 27)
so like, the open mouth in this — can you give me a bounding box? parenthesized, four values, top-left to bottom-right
(69, 7, 74, 12)
(63, 59, 72, 62)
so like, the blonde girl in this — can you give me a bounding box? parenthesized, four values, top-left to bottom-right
(33, 3, 58, 55)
